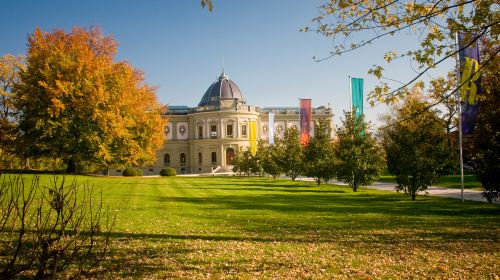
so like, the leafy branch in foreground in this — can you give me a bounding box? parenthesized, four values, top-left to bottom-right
(304, 0, 499, 104)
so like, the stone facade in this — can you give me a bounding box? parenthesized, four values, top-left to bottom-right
(111, 72, 334, 175)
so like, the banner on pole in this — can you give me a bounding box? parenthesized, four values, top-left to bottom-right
(458, 33, 481, 135)
(249, 120, 257, 155)
(268, 112, 275, 145)
(299, 99, 312, 146)
(351, 77, 364, 117)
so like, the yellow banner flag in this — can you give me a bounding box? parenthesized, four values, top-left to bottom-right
(249, 120, 257, 155)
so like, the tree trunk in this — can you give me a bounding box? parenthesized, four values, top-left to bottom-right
(352, 177, 358, 192)
(316, 178, 321, 186)
(412, 194, 416, 201)
(66, 159, 77, 174)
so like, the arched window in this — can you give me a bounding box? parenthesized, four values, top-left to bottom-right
(211, 152, 217, 164)
(198, 152, 203, 165)
(164, 153, 170, 165)
(180, 153, 186, 166)
(198, 126, 203, 139)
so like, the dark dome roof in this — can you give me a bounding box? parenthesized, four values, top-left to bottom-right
(198, 72, 244, 107)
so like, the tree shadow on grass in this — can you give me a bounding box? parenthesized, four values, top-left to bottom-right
(151, 193, 500, 217)
(189, 186, 346, 194)
(97, 228, 500, 279)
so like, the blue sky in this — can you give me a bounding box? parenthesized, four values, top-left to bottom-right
(1, 0, 453, 126)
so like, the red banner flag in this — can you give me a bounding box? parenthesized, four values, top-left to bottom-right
(299, 99, 312, 146)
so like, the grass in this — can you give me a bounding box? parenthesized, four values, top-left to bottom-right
(378, 174, 484, 191)
(4, 175, 500, 278)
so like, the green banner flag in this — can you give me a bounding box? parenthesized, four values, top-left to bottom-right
(351, 77, 363, 117)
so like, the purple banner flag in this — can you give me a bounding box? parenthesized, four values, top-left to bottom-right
(299, 99, 312, 146)
(458, 33, 481, 135)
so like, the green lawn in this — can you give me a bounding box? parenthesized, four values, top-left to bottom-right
(6, 175, 500, 278)
(378, 174, 484, 191)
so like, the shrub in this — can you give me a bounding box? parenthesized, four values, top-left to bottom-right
(0, 174, 112, 278)
(122, 167, 141, 177)
(160, 167, 176, 176)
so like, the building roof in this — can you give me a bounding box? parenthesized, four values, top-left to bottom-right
(198, 71, 245, 107)
(167, 105, 191, 115)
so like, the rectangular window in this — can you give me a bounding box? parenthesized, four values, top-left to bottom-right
(198, 126, 203, 139)
(242, 124, 248, 137)
(226, 124, 233, 138)
(210, 125, 217, 138)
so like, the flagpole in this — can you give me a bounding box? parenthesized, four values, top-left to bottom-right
(349, 76, 352, 112)
(455, 32, 465, 203)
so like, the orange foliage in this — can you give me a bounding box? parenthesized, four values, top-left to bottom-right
(16, 26, 165, 168)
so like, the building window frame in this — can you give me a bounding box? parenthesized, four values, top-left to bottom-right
(226, 124, 233, 138)
(211, 152, 217, 165)
(241, 124, 248, 137)
(164, 153, 170, 166)
(210, 125, 217, 138)
(198, 126, 203, 139)
(180, 153, 186, 166)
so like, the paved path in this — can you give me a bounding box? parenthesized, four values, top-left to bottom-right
(294, 177, 496, 204)
(365, 182, 498, 203)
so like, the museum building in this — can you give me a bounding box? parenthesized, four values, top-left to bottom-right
(142, 71, 334, 175)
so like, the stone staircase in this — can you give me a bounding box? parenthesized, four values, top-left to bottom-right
(212, 165, 234, 175)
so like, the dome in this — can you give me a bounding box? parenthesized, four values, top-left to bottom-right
(198, 71, 245, 107)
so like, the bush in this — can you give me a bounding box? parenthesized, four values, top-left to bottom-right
(0, 174, 112, 278)
(122, 167, 142, 177)
(160, 167, 176, 176)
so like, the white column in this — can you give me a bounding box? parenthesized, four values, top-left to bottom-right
(236, 118, 240, 138)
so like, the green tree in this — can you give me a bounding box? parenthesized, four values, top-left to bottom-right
(252, 140, 267, 177)
(305, 0, 499, 104)
(262, 140, 282, 180)
(334, 111, 385, 192)
(275, 127, 303, 182)
(233, 149, 253, 176)
(303, 119, 335, 186)
(14, 27, 165, 173)
(383, 95, 452, 200)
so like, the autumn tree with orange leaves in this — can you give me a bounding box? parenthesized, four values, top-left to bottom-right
(14, 27, 165, 172)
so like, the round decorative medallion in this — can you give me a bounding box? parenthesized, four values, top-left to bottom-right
(179, 125, 186, 136)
